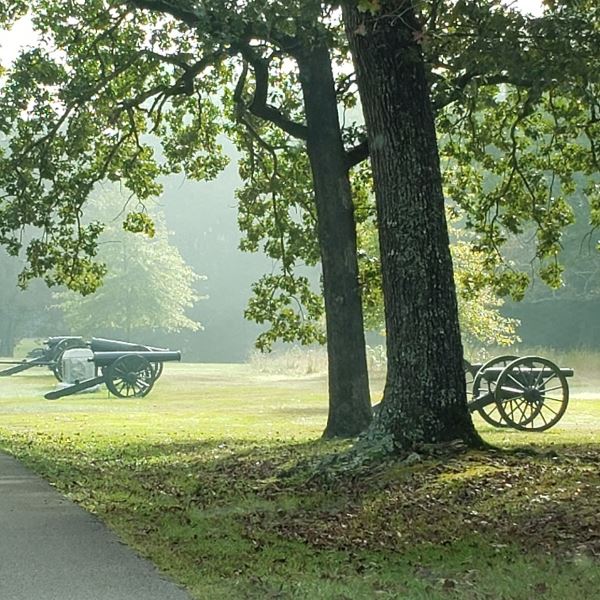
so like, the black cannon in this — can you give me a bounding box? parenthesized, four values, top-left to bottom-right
(89, 337, 169, 379)
(465, 355, 574, 432)
(44, 342, 181, 400)
(0, 336, 86, 380)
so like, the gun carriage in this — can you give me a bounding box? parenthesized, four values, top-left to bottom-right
(1, 336, 180, 399)
(0, 336, 86, 380)
(464, 355, 574, 432)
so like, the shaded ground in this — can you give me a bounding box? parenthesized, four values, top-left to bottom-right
(250, 444, 600, 559)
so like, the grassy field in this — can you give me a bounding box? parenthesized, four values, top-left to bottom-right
(0, 360, 599, 599)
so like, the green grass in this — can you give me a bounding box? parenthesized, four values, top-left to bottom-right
(0, 363, 599, 599)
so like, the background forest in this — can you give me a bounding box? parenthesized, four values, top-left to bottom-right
(1, 139, 597, 361)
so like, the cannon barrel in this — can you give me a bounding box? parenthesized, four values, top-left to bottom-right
(46, 336, 85, 348)
(476, 366, 574, 380)
(92, 350, 181, 367)
(90, 337, 168, 353)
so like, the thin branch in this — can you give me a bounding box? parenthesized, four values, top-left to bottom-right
(22, 52, 144, 157)
(120, 48, 224, 113)
(335, 72, 356, 98)
(234, 44, 308, 141)
(233, 59, 249, 113)
(433, 72, 535, 113)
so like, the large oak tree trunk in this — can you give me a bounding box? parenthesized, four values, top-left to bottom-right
(343, 1, 482, 448)
(297, 43, 373, 438)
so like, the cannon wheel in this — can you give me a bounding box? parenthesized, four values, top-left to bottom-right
(136, 344, 163, 381)
(464, 359, 475, 397)
(105, 354, 156, 398)
(472, 355, 518, 428)
(51, 338, 87, 382)
(151, 362, 164, 380)
(495, 356, 569, 432)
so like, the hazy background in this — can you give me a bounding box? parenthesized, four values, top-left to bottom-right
(1, 1, 598, 362)
(2, 137, 598, 362)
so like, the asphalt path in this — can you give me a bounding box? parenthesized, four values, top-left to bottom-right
(0, 452, 192, 600)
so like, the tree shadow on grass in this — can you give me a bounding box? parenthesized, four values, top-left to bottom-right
(4, 431, 600, 560)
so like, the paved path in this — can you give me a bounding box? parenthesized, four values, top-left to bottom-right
(0, 452, 192, 600)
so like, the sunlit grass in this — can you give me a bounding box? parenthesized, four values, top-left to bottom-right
(0, 362, 599, 599)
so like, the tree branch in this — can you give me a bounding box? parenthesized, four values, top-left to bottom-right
(120, 49, 224, 115)
(234, 45, 308, 141)
(122, 0, 201, 27)
(345, 139, 369, 169)
(432, 71, 536, 113)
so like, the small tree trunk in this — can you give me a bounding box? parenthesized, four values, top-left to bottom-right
(0, 315, 17, 357)
(343, 1, 482, 448)
(297, 43, 372, 438)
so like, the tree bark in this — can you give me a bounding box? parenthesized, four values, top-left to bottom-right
(343, 1, 482, 448)
(296, 42, 373, 438)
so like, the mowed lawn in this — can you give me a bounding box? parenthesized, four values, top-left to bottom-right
(0, 362, 599, 599)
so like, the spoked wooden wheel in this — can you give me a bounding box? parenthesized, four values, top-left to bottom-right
(464, 359, 475, 399)
(495, 356, 569, 432)
(472, 355, 518, 428)
(151, 362, 164, 380)
(105, 354, 156, 398)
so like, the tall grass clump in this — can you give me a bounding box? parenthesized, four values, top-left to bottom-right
(248, 346, 329, 375)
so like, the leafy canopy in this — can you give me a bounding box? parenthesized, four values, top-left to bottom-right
(0, 0, 597, 346)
